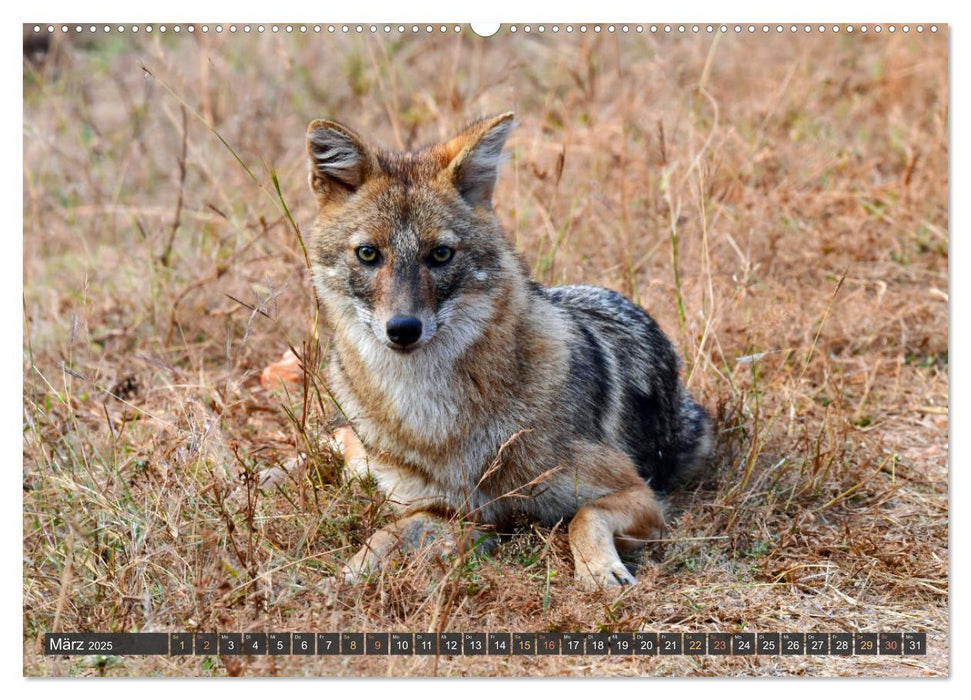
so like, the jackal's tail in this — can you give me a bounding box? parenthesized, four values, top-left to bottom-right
(672, 389, 714, 487)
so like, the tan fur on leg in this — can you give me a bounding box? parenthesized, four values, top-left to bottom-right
(334, 426, 370, 479)
(568, 484, 665, 589)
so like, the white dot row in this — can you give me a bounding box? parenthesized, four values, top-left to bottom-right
(31, 24, 466, 34)
(508, 24, 939, 34)
(30, 24, 941, 35)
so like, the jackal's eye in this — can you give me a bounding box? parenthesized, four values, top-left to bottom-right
(356, 246, 380, 265)
(428, 246, 455, 267)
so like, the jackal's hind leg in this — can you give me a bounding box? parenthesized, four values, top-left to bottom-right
(568, 483, 665, 589)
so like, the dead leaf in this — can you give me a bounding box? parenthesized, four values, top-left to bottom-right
(260, 349, 303, 390)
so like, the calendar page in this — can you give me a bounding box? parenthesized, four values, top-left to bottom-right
(22, 17, 948, 678)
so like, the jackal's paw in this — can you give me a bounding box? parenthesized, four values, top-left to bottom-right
(575, 560, 637, 589)
(317, 566, 365, 606)
(339, 565, 361, 585)
(341, 548, 378, 584)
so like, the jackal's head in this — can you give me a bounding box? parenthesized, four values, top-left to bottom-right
(306, 114, 518, 359)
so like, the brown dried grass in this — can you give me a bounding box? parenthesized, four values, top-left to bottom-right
(22, 26, 947, 677)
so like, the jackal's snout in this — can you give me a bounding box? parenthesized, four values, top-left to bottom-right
(386, 315, 423, 348)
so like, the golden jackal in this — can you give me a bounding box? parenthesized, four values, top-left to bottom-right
(306, 113, 711, 588)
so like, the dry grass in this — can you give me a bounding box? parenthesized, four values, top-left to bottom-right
(22, 26, 948, 677)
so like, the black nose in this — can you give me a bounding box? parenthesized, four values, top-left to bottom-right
(386, 315, 423, 347)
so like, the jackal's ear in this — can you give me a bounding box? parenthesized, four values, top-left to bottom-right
(306, 120, 379, 199)
(443, 112, 515, 208)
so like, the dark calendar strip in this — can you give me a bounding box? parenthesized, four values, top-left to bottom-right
(45, 632, 927, 657)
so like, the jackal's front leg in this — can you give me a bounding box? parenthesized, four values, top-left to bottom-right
(333, 428, 491, 583)
(341, 511, 453, 583)
(333, 428, 452, 582)
(568, 483, 665, 589)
